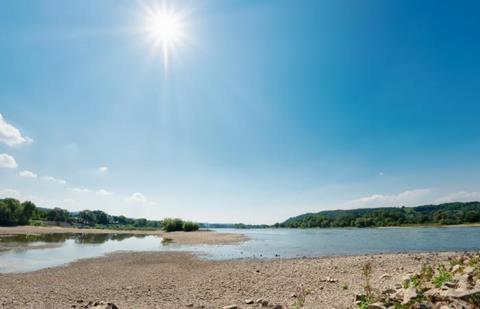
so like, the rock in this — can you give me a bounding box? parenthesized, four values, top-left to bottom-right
(186, 304, 194, 307)
(261, 300, 269, 307)
(325, 276, 338, 283)
(394, 283, 403, 290)
(402, 287, 417, 305)
(245, 299, 254, 304)
(391, 290, 403, 301)
(464, 266, 475, 275)
(89, 302, 118, 309)
(255, 298, 263, 304)
(290, 293, 297, 298)
(380, 273, 392, 280)
(443, 281, 456, 288)
(272, 305, 283, 309)
(456, 274, 472, 290)
(222, 306, 238, 309)
(451, 264, 461, 273)
(446, 287, 480, 301)
(368, 303, 385, 309)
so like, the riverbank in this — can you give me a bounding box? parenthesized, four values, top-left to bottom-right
(0, 251, 468, 308)
(0, 226, 247, 245)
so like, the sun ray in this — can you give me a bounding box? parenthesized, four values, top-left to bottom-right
(140, 1, 188, 72)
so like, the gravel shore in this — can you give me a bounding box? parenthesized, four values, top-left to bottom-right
(0, 250, 458, 309)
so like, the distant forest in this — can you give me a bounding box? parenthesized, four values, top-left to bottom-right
(276, 202, 480, 228)
(0, 198, 198, 231)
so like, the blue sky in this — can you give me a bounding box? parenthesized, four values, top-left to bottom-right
(1, 0, 479, 224)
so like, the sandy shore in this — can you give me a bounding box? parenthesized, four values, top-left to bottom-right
(0, 226, 247, 245)
(0, 250, 460, 309)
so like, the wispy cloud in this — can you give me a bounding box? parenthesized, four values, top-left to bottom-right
(97, 166, 108, 173)
(435, 191, 480, 203)
(126, 192, 147, 203)
(43, 175, 67, 185)
(0, 188, 20, 197)
(96, 189, 113, 196)
(72, 187, 90, 193)
(0, 114, 33, 146)
(0, 153, 18, 169)
(19, 170, 38, 178)
(343, 188, 432, 208)
(126, 192, 156, 207)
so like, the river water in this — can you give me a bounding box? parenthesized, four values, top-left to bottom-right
(1, 227, 480, 273)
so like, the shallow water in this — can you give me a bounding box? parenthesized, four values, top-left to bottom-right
(1, 227, 480, 273)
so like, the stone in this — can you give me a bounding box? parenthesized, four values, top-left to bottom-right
(272, 305, 283, 309)
(446, 287, 480, 300)
(245, 299, 254, 304)
(325, 276, 338, 283)
(402, 286, 417, 305)
(443, 281, 456, 288)
(223, 306, 238, 309)
(464, 266, 475, 275)
(261, 300, 269, 307)
(368, 303, 385, 309)
(451, 264, 461, 273)
(380, 273, 392, 280)
(90, 302, 118, 309)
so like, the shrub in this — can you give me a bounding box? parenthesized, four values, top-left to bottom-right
(182, 221, 199, 232)
(162, 218, 184, 232)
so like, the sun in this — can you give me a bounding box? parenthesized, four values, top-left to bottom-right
(146, 10, 182, 47)
(142, 3, 187, 69)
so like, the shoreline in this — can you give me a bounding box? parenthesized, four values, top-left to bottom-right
(0, 250, 472, 308)
(0, 226, 248, 245)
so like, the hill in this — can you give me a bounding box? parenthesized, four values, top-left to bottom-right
(276, 201, 480, 228)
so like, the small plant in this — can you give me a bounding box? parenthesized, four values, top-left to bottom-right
(161, 237, 174, 244)
(358, 294, 373, 309)
(432, 264, 452, 288)
(291, 286, 311, 309)
(357, 261, 375, 308)
(420, 264, 434, 282)
(342, 284, 348, 290)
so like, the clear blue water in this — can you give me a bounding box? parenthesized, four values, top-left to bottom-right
(1, 227, 480, 273)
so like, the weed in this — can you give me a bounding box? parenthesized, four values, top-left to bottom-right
(161, 237, 174, 244)
(432, 264, 452, 288)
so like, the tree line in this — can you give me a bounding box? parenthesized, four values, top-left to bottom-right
(275, 202, 480, 228)
(0, 198, 198, 231)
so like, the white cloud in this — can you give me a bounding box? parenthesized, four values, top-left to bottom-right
(0, 188, 20, 197)
(0, 153, 18, 168)
(435, 191, 480, 204)
(97, 166, 108, 173)
(0, 114, 33, 146)
(72, 187, 90, 193)
(96, 189, 113, 196)
(43, 175, 67, 185)
(344, 188, 432, 208)
(19, 170, 37, 178)
(127, 192, 147, 204)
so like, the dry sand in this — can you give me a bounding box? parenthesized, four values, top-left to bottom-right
(0, 249, 458, 309)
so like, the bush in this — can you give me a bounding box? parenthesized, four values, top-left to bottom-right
(183, 221, 199, 232)
(162, 218, 184, 232)
(161, 218, 199, 232)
